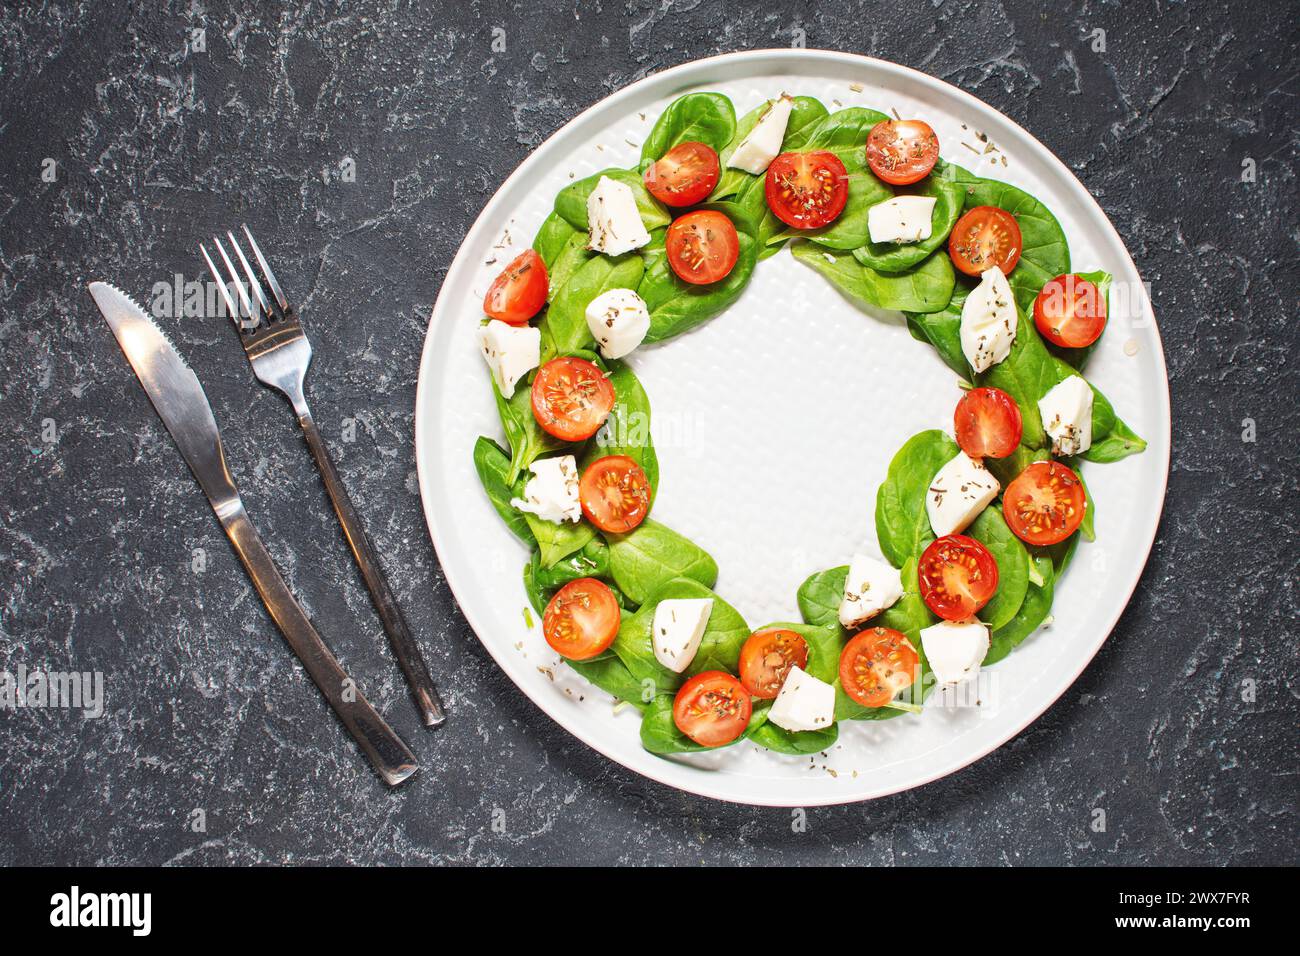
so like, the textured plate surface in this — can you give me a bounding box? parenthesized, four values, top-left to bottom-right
(414, 50, 1171, 806)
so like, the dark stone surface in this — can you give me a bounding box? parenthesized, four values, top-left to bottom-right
(0, 0, 1295, 866)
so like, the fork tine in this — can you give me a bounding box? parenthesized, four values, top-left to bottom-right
(227, 230, 272, 319)
(199, 243, 243, 327)
(242, 224, 289, 310)
(213, 235, 255, 321)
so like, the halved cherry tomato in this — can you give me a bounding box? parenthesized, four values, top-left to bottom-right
(530, 356, 615, 442)
(1003, 461, 1087, 546)
(954, 387, 1023, 460)
(483, 250, 548, 325)
(764, 151, 849, 229)
(948, 206, 1022, 277)
(1034, 274, 1108, 349)
(579, 454, 651, 533)
(543, 578, 620, 660)
(839, 627, 920, 709)
(665, 210, 740, 285)
(644, 141, 720, 207)
(673, 671, 752, 747)
(865, 119, 940, 185)
(738, 628, 809, 699)
(918, 534, 1000, 622)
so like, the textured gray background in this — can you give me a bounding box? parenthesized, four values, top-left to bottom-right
(1, 0, 1295, 866)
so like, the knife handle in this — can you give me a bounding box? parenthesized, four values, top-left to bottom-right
(220, 504, 419, 787)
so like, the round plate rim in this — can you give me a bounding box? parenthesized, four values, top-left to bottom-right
(413, 48, 1172, 807)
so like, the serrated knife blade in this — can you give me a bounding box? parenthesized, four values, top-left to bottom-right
(90, 281, 419, 786)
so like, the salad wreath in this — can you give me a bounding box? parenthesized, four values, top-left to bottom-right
(471, 91, 1146, 758)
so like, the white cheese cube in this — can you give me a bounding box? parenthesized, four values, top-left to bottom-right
(920, 618, 990, 686)
(1038, 376, 1094, 457)
(960, 266, 1018, 373)
(477, 319, 540, 399)
(651, 598, 713, 673)
(584, 287, 650, 360)
(509, 455, 581, 524)
(866, 195, 937, 244)
(768, 665, 835, 733)
(926, 451, 1000, 538)
(839, 553, 904, 628)
(727, 95, 794, 175)
(586, 175, 651, 257)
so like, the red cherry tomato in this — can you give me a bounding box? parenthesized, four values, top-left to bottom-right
(543, 578, 620, 660)
(865, 119, 940, 185)
(643, 141, 720, 207)
(918, 534, 1000, 622)
(483, 250, 548, 325)
(1034, 274, 1108, 348)
(838, 628, 920, 709)
(673, 671, 752, 747)
(579, 455, 651, 534)
(738, 628, 809, 700)
(530, 356, 616, 442)
(664, 210, 740, 285)
(764, 151, 850, 229)
(948, 206, 1022, 277)
(1003, 461, 1087, 547)
(954, 387, 1024, 460)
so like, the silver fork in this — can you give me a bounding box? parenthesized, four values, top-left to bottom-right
(201, 226, 445, 728)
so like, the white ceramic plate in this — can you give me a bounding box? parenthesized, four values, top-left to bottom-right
(414, 50, 1170, 806)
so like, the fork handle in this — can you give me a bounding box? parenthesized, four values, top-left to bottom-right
(220, 505, 419, 786)
(297, 410, 446, 728)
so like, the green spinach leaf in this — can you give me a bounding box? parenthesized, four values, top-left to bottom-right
(566, 650, 648, 709)
(580, 359, 659, 498)
(525, 510, 597, 569)
(874, 429, 959, 568)
(640, 694, 769, 755)
(791, 242, 955, 314)
(904, 283, 972, 380)
(712, 95, 827, 201)
(554, 167, 671, 233)
(966, 506, 1029, 631)
(986, 554, 1055, 665)
(542, 252, 645, 354)
(606, 518, 719, 605)
(472, 436, 535, 545)
(640, 92, 736, 164)
(851, 169, 967, 273)
(493, 379, 565, 484)
(749, 719, 838, 755)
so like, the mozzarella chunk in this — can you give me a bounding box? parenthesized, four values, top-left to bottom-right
(867, 195, 937, 244)
(920, 618, 990, 686)
(585, 287, 650, 360)
(1038, 376, 1094, 457)
(960, 266, 1017, 373)
(509, 455, 581, 524)
(651, 598, 713, 673)
(839, 553, 904, 628)
(477, 319, 540, 399)
(587, 175, 651, 256)
(768, 665, 835, 732)
(727, 95, 794, 175)
(927, 451, 1000, 538)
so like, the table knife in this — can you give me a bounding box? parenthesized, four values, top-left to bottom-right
(89, 281, 418, 787)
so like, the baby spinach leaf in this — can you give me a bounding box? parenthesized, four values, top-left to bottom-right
(640, 694, 769, 755)
(749, 719, 838, 755)
(851, 170, 967, 273)
(639, 201, 760, 343)
(966, 506, 1029, 631)
(769, 171, 893, 250)
(640, 92, 736, 164)
(1085, 416, 1146, 463)
(985, 554, 1055, 665)
(612, 577, 747, 696)
(904, 283, 972, 380)
(533, 211, 578, 267)
(1043, 354, 1146, 463)
(946, 163, 1070, 313)
(790, 242, 955, 314)
(980, 310, 1058, 449)
(874, 430, 959, 568)
(797, 566, 848, 630)
(532, 537, 610, 589)
(543, 252, 645, 354)
(796, 106, 891, 157)
(554, 167, 671, 232)
(566, 650, 648, 710)
(983, 442, 1049, 489)
(493, 379, 565, 484)
(580, 359, 659, 499)
(606, 518, 719, 605)
(525, 510, 597, 569)
(472, 436, 535, 545)
(546, 232, 597, 302)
